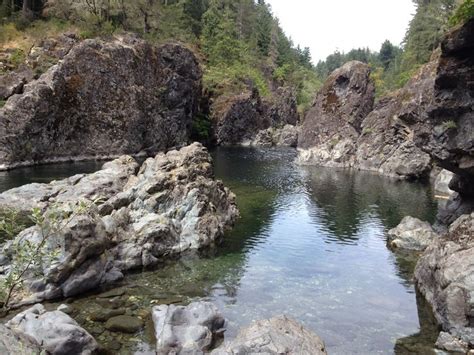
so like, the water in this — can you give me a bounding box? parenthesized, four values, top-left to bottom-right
(0, 148, 440, 354)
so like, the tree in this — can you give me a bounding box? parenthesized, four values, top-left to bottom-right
(379, 40, 396, 69)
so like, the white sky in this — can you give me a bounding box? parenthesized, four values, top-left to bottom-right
(266, 0, 416, 63)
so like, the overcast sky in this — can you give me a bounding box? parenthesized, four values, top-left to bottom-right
(265, 0, 416, 63)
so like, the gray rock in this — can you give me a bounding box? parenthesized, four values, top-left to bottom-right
(215, 87, 299, 146)
(436, 332, 469, 353)
(0, 324, 41, 355)
(6, 304, 98, 355)
(250, 125, 299, 148)
(152, 301, 226, 354)
(0, 69, 33, 100)
(0, 34, 201, 170)
(212, 315, 327, 355)
(415, 213, 474, 347)
(105, 315, 143, 334)
(90, 308, 126, 322)
(0, 143, 238, 305)
(434, 170, 455, 197)
(388, 216, 439, 251)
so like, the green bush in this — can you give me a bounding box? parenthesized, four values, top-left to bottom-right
(450, 0, 474, 26)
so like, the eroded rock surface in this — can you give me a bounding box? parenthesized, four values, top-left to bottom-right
(249, 124, 299, 148)
(388, 216, 439, 251)
(212, 315, 327, 355)
(214, 87, 299, 146)
(415, 213, 474, 349)
(5, 304, 98, 355)
(0, 34, 201, 170)
(152, 301, 226, 354)
(0, 143, 238, 304)
(0, 324, 41, 355)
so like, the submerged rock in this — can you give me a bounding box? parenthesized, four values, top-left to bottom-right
(212, 315, 327, 355)
(388, 216, 439, 251)
(0, 143, 238, 304)
(105, 315, 143, 334)
(6, 304, 98, 355)
(0, 34, 201, 170)
(152, 301, 226, 354)
(415, 213, 474, 348)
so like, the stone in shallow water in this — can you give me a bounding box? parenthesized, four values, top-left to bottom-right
(212, 315, 327, 355)
(388, 216, 439, 251)
(152, 301, 225, 354)
(105, 315, 144, 334)
(90, 308, 126, 322)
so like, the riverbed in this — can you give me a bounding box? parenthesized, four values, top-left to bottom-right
(0, 147, 440, 354)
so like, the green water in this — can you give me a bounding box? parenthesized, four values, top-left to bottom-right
(0, 148, 441, 354)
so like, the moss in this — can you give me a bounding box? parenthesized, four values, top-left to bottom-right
(362, 127, 374, 135)
(0, 100, 6, 108)
(442, 120, 457, 131)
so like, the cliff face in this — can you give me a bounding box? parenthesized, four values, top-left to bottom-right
(299, 21, 473, 183)
(0, 35, 202, 170)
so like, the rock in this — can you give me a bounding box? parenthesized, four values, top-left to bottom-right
(263, 86, 299, 126)
(152, 301, 226, 354)
(298, 61, 375, 168)
(6, 304, 98, 355)
(415, 213, 474, 347)
(215, 89, 269, 145)
(214, 87, 299, 146)
(434, 169, 455, 197)
(436, 332, 469, 353)
(0, 34, 202, 170)
(0, 68, 33, 100)
(105, 315, 143, 334)
(250, 125, 299, 147)
(0, 324, 41, 355)
(212, 315, 327, 355)
(297, 54, 434, 179)
(0, 143, 238, 305)
(388, 216, 439, 251)
(90, 308, 126, 322)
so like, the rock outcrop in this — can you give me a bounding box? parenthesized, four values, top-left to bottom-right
(297, 57, 433, 179)
(248, 124, 299, 147)
(388, 216, 439, 251)
(0, 143, 238, 304)
(152, 302, 226, 354)
(214, 87, 299, 146)
(415, 213, 474, 349)
(434, 169, 455, 197)
(212, 315, 327, 355)
(6, 304, 98, 355)
(0, 34, 202, 170)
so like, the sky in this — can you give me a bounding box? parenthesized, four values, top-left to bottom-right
(265, 0, 416, 63)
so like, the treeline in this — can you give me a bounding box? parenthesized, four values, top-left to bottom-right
(315, 0, 472, 96)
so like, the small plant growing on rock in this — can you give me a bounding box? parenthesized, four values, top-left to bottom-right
(442, 120, 457, 131)
(0, 200, 97, 312)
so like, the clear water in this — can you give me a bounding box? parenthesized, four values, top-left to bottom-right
(0, 148, 441, 354)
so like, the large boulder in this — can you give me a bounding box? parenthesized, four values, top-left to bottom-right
(152, 301, 226, 354)
(0, 34, 202, 170)
(250, 124, 299, 148)
(415, 213, 474, 348)
(0, 143, 238, 304)
(212, 315, 327, 355)
(434, 169, 455, 197)
(214, 86, 299, 146)
(5, 304, 98, 355)
(388, 216, 439, 251)
(298, 61, 375, 167)
(214, 89, 269, 145)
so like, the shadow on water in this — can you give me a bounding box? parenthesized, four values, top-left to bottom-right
(0, 147, 441, 354)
